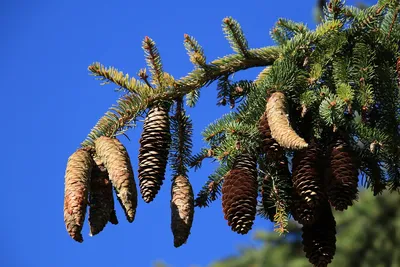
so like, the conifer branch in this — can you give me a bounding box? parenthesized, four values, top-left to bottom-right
(222, 17, 250, 57)
(169, 98, 193, 177)
(184, 34, 207, 68)
(142, 36, 165, 88)
(194, 165, 227, 207)
(82, 46, 280, 146)
(88, 63, 150, 93)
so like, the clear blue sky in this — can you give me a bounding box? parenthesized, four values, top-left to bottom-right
(0, 1, 372, 267)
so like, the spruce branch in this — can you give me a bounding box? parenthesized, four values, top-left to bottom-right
(169, 98, 193, 177)
(184, 34, 207, 68)
(142, 36, 165, 88)
(189, 148, 214, 170)
(82, 46, 280, 146)
(222, 17, 250, 57)
(194, 165, 227, 207)
(88, 62, 150, 93)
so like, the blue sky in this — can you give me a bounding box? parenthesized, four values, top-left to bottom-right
(1, 1, 373, 267)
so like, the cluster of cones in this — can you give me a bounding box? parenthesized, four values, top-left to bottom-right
(64, 91, 358, 265)
(64, 105, 194, 247)
(221, 92, 359, 267)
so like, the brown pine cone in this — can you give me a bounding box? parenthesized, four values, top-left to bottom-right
(327, 138, 359, 211)
(222, 154, 258, 234)
(64, 147, 93, 242)
(258, 111, 283, 159)
(95, 136, 137, 222)
(302, 202, 336, 267)
(292, 145, 326, 209)
(88, 156, 117, 236)
(171, 175, 194, 247)
(138, 105, 171, 203)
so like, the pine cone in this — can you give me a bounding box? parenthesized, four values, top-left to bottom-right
(266, 91, 308, 150)
(302, 202, 336, 267)
(222, 154, 258, 234)
(327, 138, 359, 211)
(95, 136, 137, 222)
(291, 190, 318, 225)
(171, 175, 194, 247)
(138, 105, 171, 203)
(64, 147, 93, 242)
(258, 111, 283, 159)
(292, 145, 326, 210)
(88, 156, 118, 236)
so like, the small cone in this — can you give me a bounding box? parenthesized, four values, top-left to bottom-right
(171, 175, 195, 247)
(95, 136, 137, 222)
(327, 138, 359, 211)
(302, 202, 336, 267)
(88, 156, 117, 236)
(138, 105, 171, 203)
(64, 147, 93, 242)
(266, 91, 308, 150)
(222, 154, 258, 234)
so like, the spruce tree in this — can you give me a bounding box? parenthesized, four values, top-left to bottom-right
(63, 0, 400, 265)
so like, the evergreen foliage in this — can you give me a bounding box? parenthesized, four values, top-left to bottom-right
(64, 0, 400, 265)
(208, 190, 400, 267)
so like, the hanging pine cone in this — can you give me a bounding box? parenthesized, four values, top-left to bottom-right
(171, 175, 195, 247)
(222, 154, 258, 234)
(258, 111, 283, 159)
(138, 105, 171, 203)
(291, 190, 318, 225)
(64, 147, 93, 242)
(88, 156, 118, 236)
(266, 91, 308, 150)
(292, 144, 326, 210)
(327, 138, 359, 211)
(302, 202, 336, 267)
(95, 136, 137, 222)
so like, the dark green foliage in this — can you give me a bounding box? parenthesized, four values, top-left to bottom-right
(209, 190, 400, 267)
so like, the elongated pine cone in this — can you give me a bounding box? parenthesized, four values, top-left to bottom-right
(266, 91, 308, 150)
(64, 147, 93, 242)
(222, 154, 258, 234)
(88, 156, 118, 236)
(292, 145, 326, 209)
(302, 202, 336, 267)
(171, 175, 194, 247)
(291, 189, 318, 225)
(95, 136, 137, 222)
(138, 105, 171, 203)
(258, 111, 283, 159)
(327, 138, 359, 211)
